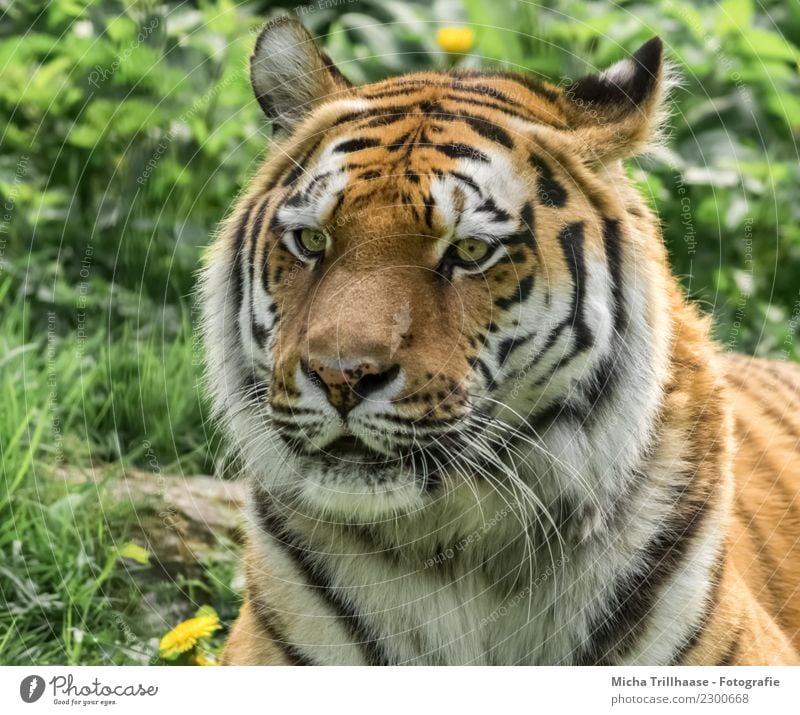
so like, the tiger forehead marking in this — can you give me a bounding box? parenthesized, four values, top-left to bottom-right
(252, 77, 590, 429)
(273, 82, 563, 228)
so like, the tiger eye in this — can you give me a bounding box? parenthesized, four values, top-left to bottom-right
(454, 238, 490, 263)
(298, 228, 327, 254)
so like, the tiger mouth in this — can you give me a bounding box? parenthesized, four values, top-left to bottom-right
(314, 435, 452, 483)
(318, 435, 396, 466)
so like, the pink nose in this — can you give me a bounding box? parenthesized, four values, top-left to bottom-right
(306, 358, 400, 416)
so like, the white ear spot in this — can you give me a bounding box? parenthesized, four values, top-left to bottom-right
(600, 57, 637, 87)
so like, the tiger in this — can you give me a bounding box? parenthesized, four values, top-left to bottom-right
(200, 17, 800, 665)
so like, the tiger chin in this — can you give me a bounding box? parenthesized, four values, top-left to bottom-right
(200, 17, 800, 665)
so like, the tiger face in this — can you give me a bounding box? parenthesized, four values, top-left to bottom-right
(202, 18, 672, 518)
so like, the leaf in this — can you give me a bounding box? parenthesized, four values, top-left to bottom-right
(740, 28, 798, 63)
(716, 0, 753, 36)
(765, 90, 800, 130)
(195, 604, 218, 620)
(118, 542, 151, 565)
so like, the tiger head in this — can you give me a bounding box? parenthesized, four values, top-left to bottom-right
(201, 18, 675, 519)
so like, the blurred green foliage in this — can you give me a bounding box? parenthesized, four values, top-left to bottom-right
(2, 0, 798, 358)
(0, 0, 799, 664)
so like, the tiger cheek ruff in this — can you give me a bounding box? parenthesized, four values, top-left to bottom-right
(199, 17, 800, 665)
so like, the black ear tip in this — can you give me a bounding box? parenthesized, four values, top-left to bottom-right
(634, 36, 663, 73)
(565, 36, 664, 110)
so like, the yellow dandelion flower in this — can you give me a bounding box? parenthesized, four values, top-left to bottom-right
(191, 651, 219, 666)
(436, 27, 475, 55)
(159, 614, 221, 659)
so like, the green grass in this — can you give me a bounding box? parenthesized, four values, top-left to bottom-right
(0, 281, 234, 664)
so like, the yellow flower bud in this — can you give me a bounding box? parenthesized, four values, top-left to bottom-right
(436, 27, 475, 55)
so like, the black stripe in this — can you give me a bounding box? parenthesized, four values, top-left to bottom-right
(360, 79, 541, 118)
(556, 221, 592, 353)
(240, 372, 269, 405)
(254, 497, 393, 666)
(457, 112, 514, 149)
(442, 92, 537, 122)
(603, 218, 626, 338)
(269, 405, 322, 417)
(423, 194, 436, 229)
(249, 197, 271, 347)
(433, 142, 489, 162)
(362, 112, 407, 128)
(448, 78, 517, 104)
(716, 626, 742, 666)
(418, 104, 516, 150)
(527, 321, 571, 384)
(284, 191, 307, 208)
(249, 196, 269, 296)
(495, 249, 528, 266)
(250, 196, 269, 243)
(495, 275, 534, 310)
(497, 331, 536, 368)
(385, 130, 413, 153)
(333, 137, 381, 154)
(528, 398, 583, 430)
(450, 171, 481, 194)
(469, 356, 496, 390)
(418, 99, 443, 115)
(526, 223, 591, 386)
(577, 482, 713, 665)
(450, 71, 560, 105)
(476, 195, 511, 223)
(329, 190, 346, 219)
(330, 108, 370, 126)
(250, 322, 269, 348)
(669, 551, 725, 665)
(363, 76, 554, 109)
(360, 84, 434, 100)
(231, 205, 254, 331)
(336, 81, 544, 135)
(502, 202, 538, 257)
(250, 600, 315, 666)
(282, 163, 305, 188)
(281, 138, 324, 187)
(579, 220, 629, 418)
(582, 355, 619, 416)
(529, 155, 567, 208)
(343, 104, 419, 130)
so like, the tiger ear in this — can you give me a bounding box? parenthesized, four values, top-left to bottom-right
(560, 37, 674, 163)
(250, 17, 353, 135)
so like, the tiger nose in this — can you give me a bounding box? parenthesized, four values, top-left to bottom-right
(305, 358, 400, 416)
